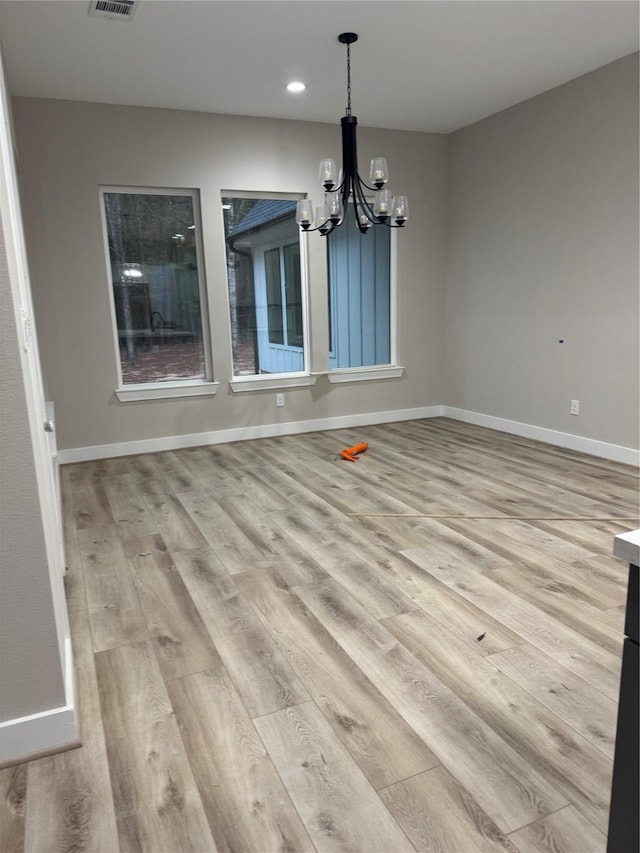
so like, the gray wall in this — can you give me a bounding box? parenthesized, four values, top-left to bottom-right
(444, 54, 639, 448)
(0, 216, 66, 722)
(10, 53, 640, 455)
(11, 99, 447, 452)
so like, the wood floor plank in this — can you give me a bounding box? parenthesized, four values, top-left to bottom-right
(166, 667, 314, 853)
(137, 476, 209, 552)
(214, 497, 329, 586)
(24, 608, 119, 853)
(61, 466, 87, 612)
(365, 515, 515, 572)
(379, 765, 518, 853)
(509, 805, 606, 853)
(269, 511, 418, 620)
(236, 567, 439, 790)
(332, 529, 525, 657)
(401, 549, 621, 700)
(126, 452, 166, 485)
(487, 644, 617, 758)
(295, 579, 567, 834)
(497, 545, 627, 612)
(385, 609, 613, 833)
(539, 519, 636, 556)
(124, 534, 225, 681)
(177, 491, 271, 574)
(568, 552, 628, 595)
(474, 518, 597, 565)
(69, 465, 115, 529)
(434, 512, 612, 565)
(211, 445, 295, 510)
(0, 765, 26, 853)
(390, 423, 635, 520)
(95, 640, 217, 852)
(101, 473, 157, 541)
(482, 560, 623, 655)
(315, 541, 418, 621)
(180, 445, 255, 498)
(236, 434, 361, 496)
(151, 449, 207, 494)
(439, 517, 620, 606)
(78, 525, 149, 652)
(254, 701, 413, 852)
(173, 547, 311, 717)
(249, 455, 347, 526)
(217, 493, 289, 558)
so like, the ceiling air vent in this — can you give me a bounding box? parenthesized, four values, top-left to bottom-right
(88, 0, 137, 20)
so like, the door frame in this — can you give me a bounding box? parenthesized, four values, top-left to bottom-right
(0, 52, 73, 705)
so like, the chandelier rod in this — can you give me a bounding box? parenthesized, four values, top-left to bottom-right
(346, 39, 352, 115)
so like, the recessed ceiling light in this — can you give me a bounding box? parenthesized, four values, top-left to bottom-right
(287, 81, 306, 94)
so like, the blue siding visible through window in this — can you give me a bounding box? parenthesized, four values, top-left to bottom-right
(328, 212, 391, 368)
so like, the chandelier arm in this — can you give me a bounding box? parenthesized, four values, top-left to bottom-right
(301, 222, 336, 234)
(356, 178, 406, 229)
(359, 178, 385, 193)
(350, 175, 378, 232)
(354, 176, 378, 219)
(339, 175, 352, 226)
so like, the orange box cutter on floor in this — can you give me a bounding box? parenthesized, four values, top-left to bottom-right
(340, 441, 368, 462)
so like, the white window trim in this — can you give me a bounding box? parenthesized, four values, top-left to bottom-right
(326, 365, 405, 384)
(99, 185, 213, 393)
(229, 373, 317, 393)
(222, 190, 311, 381)
(115, 379, 219, 402)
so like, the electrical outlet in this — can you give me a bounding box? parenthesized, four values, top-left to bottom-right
(276, 393, 284, 407)
(570, 399, 580, 415)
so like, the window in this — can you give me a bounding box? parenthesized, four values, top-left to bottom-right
(327, 209, 392, 369)
(223, 195, 307, 378)
(265, 247, 284, 344)
(101, 188, 211, 390)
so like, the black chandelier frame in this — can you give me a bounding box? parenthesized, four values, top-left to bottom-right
(299, 33, 408, 236)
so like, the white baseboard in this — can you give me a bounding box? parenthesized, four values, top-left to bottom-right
(58, 403, 639, 467)
(58, 406, 445, 463)
(0, 705, 79, 767)
(0, 637, 78, 767)
(443, 407, 640, 466)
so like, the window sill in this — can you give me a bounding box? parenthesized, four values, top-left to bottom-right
(327, 366, 405, 384)
(229, 374, 317, 393)
(115, 380, 219, 402)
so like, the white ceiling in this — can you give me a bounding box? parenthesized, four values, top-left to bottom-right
(1, 0, 638, 133)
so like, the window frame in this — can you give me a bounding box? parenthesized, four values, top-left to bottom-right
(222, 190, 314, 393)
(99, 185, 217, 401)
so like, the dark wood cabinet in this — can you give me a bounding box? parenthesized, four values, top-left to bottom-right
(607, 531, 639, 853)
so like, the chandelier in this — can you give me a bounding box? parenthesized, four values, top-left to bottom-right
(296, 32, 409, 236)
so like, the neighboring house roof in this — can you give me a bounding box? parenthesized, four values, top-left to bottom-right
(228, 199, 297, 240)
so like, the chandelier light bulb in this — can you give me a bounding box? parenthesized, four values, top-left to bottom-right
(357, 208, 373, 230)
(295, 199, 314, 229)
(326, 191, 343, 223)
(392, 195, 409, 225)
(317, 205, 332, 235)
(373, 189, 392, 220)
(319, 158, 337, 190)
(369, 158, 389, 189)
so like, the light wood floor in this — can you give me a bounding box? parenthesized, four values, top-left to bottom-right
(2, 418, 638, 853)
